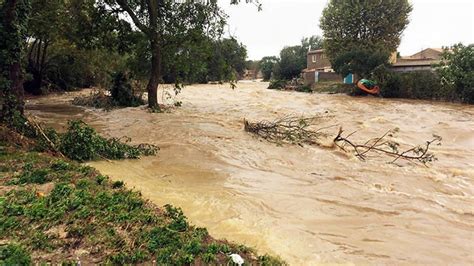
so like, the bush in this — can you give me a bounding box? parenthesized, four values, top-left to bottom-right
(59, 120, 158, 161)
(379, 73, 402, 98)
(295, 85, 312, 93)
(110, 72, 145, 107)
(268, 80, 287, 90)
(0, 244, 31, 265)
(436, 44, 474, 104)
(376, 70, 455, 100)
(42, 41, 126, 91)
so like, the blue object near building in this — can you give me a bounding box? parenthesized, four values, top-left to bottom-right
(343, 73, 354, 84)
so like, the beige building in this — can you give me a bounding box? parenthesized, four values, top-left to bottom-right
(302, 49, 341, 86)
(302, 47, 444, 86)
(391, 48, 443, 72)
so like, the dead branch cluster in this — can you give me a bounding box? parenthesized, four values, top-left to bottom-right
(333, 128, 442, 164)
(244, 115, 442, 165)
(243, 115, 334, 145)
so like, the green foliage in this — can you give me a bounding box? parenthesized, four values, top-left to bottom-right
(273, 35, 323, 80)
(0, 244, 31, 265)
(278, 46, 306, 80)
(207, 38, 248, 82)
(41, 40, 127, 91)
(0, 147, 284, 264)
(259, 56, 279, 81)
(0, 0, 31, 120)
(59, 120, 158, 161)
(374, 68, 454, 101)
(258, 254, 287, 265)
(23, 0, 132, 94)
(320, 0, 412, 77)
(110, 71, 145, 107)
(436, 43, 474, 104)
(164, 204, 189, 232)
(268, 80, 287, 90)
(301, 35, 323, 52)
(295, 85, 312, 93)
(333, 48, 389, 78)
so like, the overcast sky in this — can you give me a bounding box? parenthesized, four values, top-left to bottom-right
(218, 0, 474, 60)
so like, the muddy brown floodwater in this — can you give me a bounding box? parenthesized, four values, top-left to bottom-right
(26, 82, 474, 265)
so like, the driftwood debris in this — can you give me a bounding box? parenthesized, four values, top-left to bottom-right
(27, 116, 65, 157)
(244, 116, 441, 164)
(333, 127, 442, 164)
(243, 115, 334, 145)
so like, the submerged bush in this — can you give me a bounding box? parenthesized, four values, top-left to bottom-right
(268, 80, 287, 90)
(110, 72, 145, 107)
(0, 149, 286, 265)
(72, 91, 114, 110)
(295, 85, 312, 93)
(59, 120, 157, 161)
(73, 72, 145, 110)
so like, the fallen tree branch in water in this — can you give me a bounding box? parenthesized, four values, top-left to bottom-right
(243, 115, 334, 145)
(333, 128, 442, 164)
(244, 116, 442, 164)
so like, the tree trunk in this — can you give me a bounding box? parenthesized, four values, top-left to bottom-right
(1, 0, 26, 120)
(147, 39, 160, 109)
(146, 0, 161, 110)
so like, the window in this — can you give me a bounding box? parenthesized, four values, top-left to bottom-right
(312, 55, 317, 63)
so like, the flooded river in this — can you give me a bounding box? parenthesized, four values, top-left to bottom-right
(27, 82, 474, 265)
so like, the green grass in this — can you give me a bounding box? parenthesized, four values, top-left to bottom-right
(0, 144, 286, 265)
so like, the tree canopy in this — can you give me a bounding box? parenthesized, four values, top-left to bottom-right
(273, 35, 323, 80)
(320, 0, 412, 77)
(436, 43, 474, 103)
(259, 56, 278, 81)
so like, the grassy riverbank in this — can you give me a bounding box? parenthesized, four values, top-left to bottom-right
(0, 127, 284, 265)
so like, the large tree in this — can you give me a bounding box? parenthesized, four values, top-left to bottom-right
(207, 38, 247, 82)
(1, 0, 31, 121)
(276, 35, 323, 80)
(320, 0, 412, 77)
(106, 0, 259, 109)
(259, 56, 278, 81)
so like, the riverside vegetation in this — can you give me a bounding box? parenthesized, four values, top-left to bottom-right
(0, 122, 284, 264)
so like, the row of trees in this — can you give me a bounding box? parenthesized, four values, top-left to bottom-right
(257, 35, 323, 81)
(1, 0, 251, 120)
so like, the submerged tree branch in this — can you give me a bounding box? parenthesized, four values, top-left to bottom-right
(333, 128, 442, 164)
(244, 115, 334, 145)
(244, 116, 442, 165)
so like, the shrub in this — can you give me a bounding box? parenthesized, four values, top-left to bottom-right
(436, 44, 474, 104)
(268, 80, 287, 90)
(110, 72, 145, 107)
(377, 71, 454, 100)
(295, 85, 312, 93)
(59, 120, 158, 161)
(0, 244, 31, 265)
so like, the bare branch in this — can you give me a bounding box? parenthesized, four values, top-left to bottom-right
(333, 128, 442, 164)
(244, 115, 441, 165)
